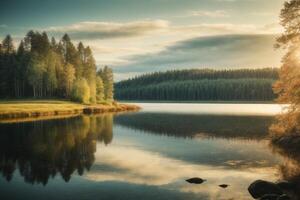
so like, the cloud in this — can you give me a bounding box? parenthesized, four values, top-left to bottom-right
(45, 20, 169, 40)
(173, 23, 281, 36)
(114, 34, 284, 76)
(189, 10, 229, 18)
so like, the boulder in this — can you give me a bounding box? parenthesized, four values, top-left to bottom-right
(276, 181, 295, 190)
(259, 194, 279, 200)
(277, 194, 291, 200)
(248, 180, 283, 199)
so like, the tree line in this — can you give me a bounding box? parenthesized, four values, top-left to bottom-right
(115, 68, 278, 101)
(0, 31, 114, 103)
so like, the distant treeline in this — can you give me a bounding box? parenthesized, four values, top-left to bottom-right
(115, 68, 278, 101)
(0, 32, 114, 103)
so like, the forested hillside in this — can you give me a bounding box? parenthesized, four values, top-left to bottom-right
(0, 32, 114, 104)
(115, 68, 278, 101)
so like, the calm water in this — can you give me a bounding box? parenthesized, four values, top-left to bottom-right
(0, 103, 293, 200)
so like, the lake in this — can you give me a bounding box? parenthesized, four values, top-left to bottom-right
(0, 103, 294, 200)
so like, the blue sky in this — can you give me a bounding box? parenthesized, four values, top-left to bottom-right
(0, 0, 285, 81)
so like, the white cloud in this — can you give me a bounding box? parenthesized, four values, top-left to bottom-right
(173, 23, 282, 36)
(189, 10, 229, 18)
(46, 20, 169, 39)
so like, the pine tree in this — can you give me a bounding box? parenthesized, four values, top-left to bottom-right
(96, 76, 104, 102)
(63, 63, 76, 97)
(83, 46, 97, 103)
(0, 35, 16, 97)
(99, 66, 114, 101)
(27, 53, 45, 97)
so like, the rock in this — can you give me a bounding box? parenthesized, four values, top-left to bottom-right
(277, 194, 291, 200)
(248, 180, 283, 199)
(186, 177, 206, 184)
(259, 194, 279, 200)
(219, 184, 229, 188)
(276, 181, 295, 190)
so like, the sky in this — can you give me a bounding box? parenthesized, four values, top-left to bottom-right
(0, 0, 286, 81)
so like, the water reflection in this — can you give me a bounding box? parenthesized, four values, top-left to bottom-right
(0, 114, 113, 185)
(270, 143, 300, 199)
(269, 111, 300, 199)
(115, 113, 274, 139)
(0, 103, 300, 200)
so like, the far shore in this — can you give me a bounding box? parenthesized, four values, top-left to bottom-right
(0, 100, 140, 123)
(119, 100, 277, 104)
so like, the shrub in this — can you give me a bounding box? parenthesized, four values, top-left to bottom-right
(71, 78, 90, 104)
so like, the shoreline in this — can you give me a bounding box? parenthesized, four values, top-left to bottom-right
(119, 100, 277, 104)
(0, 100, 140, 123)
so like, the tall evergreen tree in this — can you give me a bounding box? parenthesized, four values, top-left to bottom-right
(98, 66, 114, 101)
(96, 76, 104, 102)
(83, 46, 97, 102)
(0, 35, 16, 97)
(63, 63, 76, 97)
(27, 53, 45, 97)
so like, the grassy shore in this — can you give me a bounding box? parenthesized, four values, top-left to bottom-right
(0, 100, 140, 122)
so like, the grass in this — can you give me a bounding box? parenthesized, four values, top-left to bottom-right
(0, 100, 140, 122)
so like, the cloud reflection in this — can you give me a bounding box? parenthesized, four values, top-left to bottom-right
(85, 144, 280, 199)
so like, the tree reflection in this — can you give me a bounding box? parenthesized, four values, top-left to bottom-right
(0, 114, 113, 185)
(271, 142, 300, 199)
(115, 113, 274, 140)
(270, 112, 300, 199)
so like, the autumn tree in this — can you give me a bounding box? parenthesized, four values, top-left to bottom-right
(271, 0, 300, 137)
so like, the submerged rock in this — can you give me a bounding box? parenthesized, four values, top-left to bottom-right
(248, 180, 283, 199)
(219, 184, 229, 188)
(186, 177, 206, 184)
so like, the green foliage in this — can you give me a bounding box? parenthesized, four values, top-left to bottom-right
(98, 66, 114, 101)
(115, 68, 278, 101)
(71, 78, 90, 104)
(63, 63, 76, 97)
(0, 31, 115, 103)
(96, 76, 104, 102)
(27, 53, 45, 97)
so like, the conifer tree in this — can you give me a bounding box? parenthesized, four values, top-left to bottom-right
(0, 31, 115, 103)
(96, 76, 104, 102)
